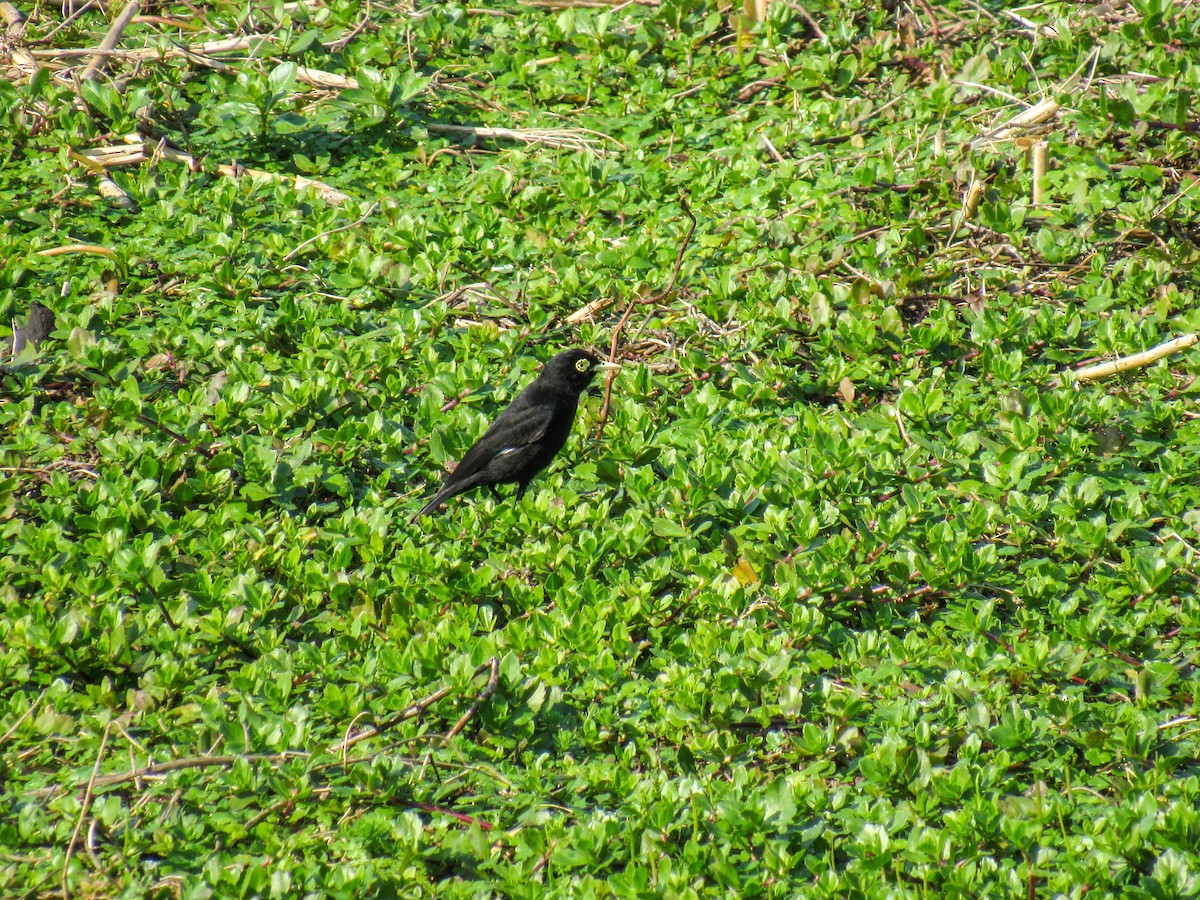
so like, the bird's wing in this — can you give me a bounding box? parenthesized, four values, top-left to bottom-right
(446, 399, 554, 485)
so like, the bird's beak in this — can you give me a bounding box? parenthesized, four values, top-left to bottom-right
(596, 361, 622, 372)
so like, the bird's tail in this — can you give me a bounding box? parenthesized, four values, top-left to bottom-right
(411, 483, 458, 522)
(414, 494, 443, 520)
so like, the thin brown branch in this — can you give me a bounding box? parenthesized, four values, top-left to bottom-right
(330, 685, 455, 754)
(442, 656, 499, 744)
(530, 840, 556, 874)
(1094, 640, 1142, 667)
(326, 0, 371, 52)
(27, 1, 98, 45)
(777, 0, 826, 39)
(29, 752, 310, 800)
(281, 202, 377, 262)
(594, 193, 696, 440)
(241, 795, 295, 833)
(332, 659, 502, 754)
(136, 413, 216, 460)
(410, 801, 495, 830)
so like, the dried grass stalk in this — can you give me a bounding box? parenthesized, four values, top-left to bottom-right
(428, 124, 620, 152)
(523, 0, 660, 6)
(30, 35, 272, 61)
(121, 134, 352, 204)
(36, 245, 117, 258)
(72, 145, 149, 168)
(71, 136, 350, 204)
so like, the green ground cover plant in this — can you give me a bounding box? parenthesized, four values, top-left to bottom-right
(2, 0, 1199, 896)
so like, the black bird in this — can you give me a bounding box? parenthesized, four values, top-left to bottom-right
(416, 348, 619, 518)
(3, 301, 55, 361)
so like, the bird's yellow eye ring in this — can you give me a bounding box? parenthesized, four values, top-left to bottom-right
(575, 358, 590, 372)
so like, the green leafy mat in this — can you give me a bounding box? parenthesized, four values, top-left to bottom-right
(3, 0, 1199, 896)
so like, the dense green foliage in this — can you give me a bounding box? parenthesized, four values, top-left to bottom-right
(3, 0, 1200, 896)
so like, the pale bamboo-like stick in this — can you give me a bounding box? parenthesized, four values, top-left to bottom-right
(970, 97, 1059, 149)
(73, 136, 351, 204)
(0, 1, 25, 33)
(565, 296, 615, 324)
(1031, 140, 1049, 204)
(30, 35, 270, 60)
(122, 134, 352, 204)
(79, 1, 141, 83)
(426, 123, 616, 151)
(97, 173, 136, 208)
(296, 66, 357, 90)
(36, 245, 117, 258)
(1055, 332, 1199, 386)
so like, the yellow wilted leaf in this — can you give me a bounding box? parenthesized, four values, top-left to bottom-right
(731, 558, 759, 586)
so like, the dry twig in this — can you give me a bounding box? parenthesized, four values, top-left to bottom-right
(522, 0, 659, 6)
(29, 34, 276, 65)
(564, 296, 614, 325)
(36, 244, 116, 258)
(329, 659, 500, 755)
(595, 194, 697, 439)
(0, 689, 47, 746)
(331, 685, 455, 755)
(78, 1, 141, 85)
(77, 134, 354, 204)
(427, 123, 621, 152)
(970, 97, 1060, 149)
(0, 1, 25, 34)
(441, 656, 499, 744)
(26, 1, 98, 45)
(29, 752, 311, 800)
(62, 722, 113, 900)
(295, 65, 358, 90)
(282, 202, 378, 262)
(1053, 332, 1199, 387)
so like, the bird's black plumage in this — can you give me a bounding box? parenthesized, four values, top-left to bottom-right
(416, 348, 616, 518)
(4, 302, 55, 361)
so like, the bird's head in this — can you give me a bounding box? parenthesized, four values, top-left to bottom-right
(543, 348, 621, 392)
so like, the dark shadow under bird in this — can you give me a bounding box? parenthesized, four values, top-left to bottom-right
(416, 348, 619, 518)
(3, 302, 55, 361)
